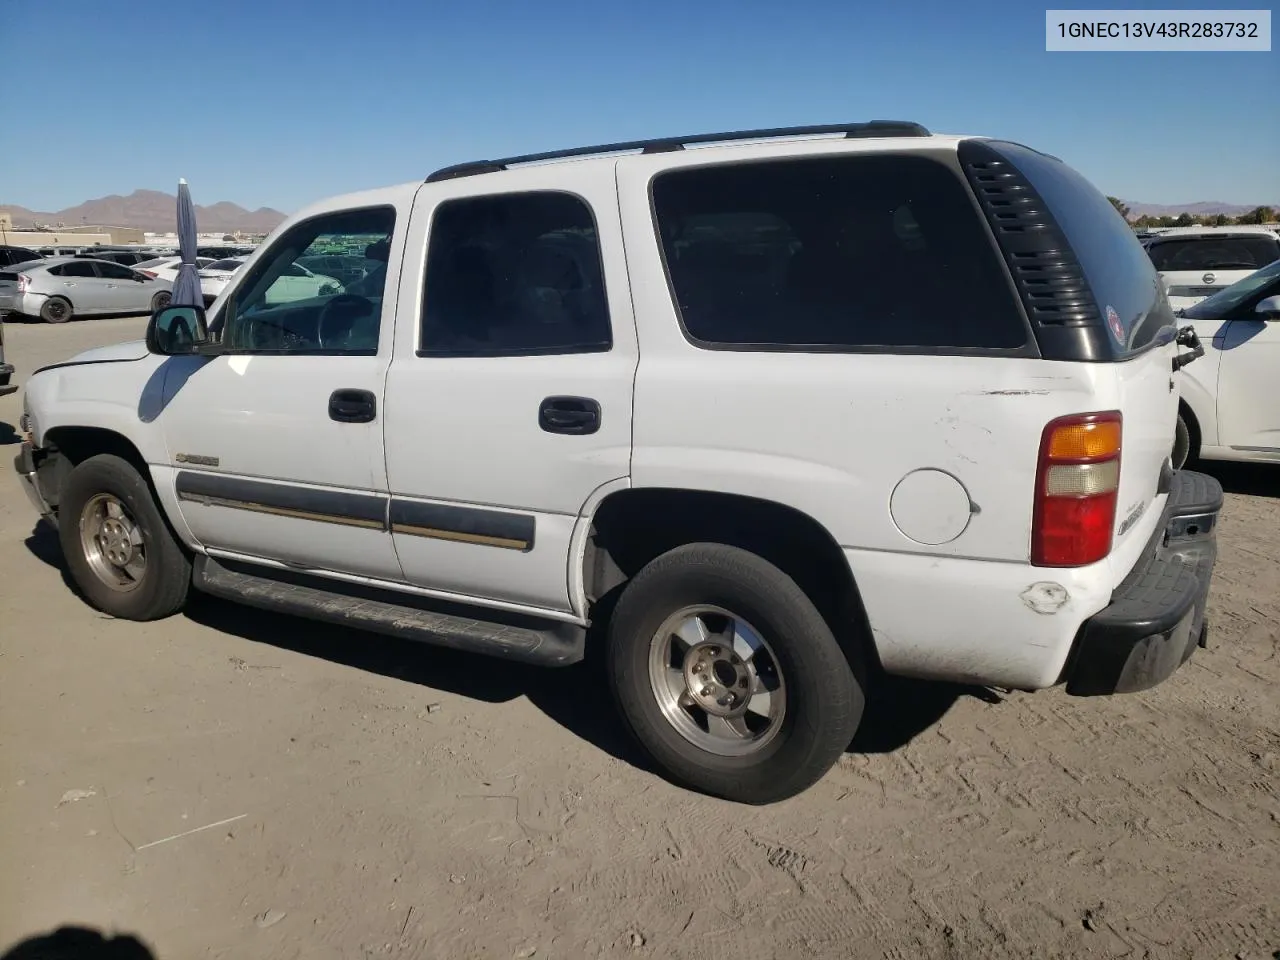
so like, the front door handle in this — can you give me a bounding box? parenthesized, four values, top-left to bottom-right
(329, 388, 377, 423)
(539, 396, 600, 435)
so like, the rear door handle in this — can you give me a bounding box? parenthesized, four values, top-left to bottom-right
(539, 396, 601, 435)
(329, 388, 377, 423)
(537, 394, 601, 435)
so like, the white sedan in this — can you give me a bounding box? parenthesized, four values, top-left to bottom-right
(1174, 258, 1280, 467)
(134, 256, 217, 284)
(199, 258, 344, 306)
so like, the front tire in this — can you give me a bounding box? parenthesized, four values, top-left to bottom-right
(606, 543, 864, 804)
(57, 454, 191, 620)
(40, 296, 72, 324)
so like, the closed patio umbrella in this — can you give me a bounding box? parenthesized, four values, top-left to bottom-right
(169, 178, 203, 308)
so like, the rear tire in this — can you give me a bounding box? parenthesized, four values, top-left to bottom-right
(606, 542, 865, 804)
(57, 454, 191, 620)
(151, 291, 171, 313)
(40, 296, 72, 324)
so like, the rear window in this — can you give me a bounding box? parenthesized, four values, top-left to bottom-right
(1146, 236, 1280, 273)
(990, 142, 1173, 355)
(651, 154, 1027, 351)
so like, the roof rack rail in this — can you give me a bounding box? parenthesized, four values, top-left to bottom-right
(425, 120, 931, 183)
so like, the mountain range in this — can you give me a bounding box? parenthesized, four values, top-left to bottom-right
(0, 190, 287, 234)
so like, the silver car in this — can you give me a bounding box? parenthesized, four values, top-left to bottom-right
(0, 257, 174, 324)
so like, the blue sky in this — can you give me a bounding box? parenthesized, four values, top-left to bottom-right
(4, 0, 1276, 213)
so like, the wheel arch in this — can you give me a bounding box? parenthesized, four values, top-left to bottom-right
(580, 486, 878, 674)
(1177, 375, 1215, 448)
(42, 292, 75, 312)
(38, 426, 152, 510)
(1177, 397, 1202, 460)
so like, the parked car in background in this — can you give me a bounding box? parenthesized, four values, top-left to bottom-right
(0, 315, 14, 396)
(1142, 226, 1280, 310)
(196, 245, 256, 260)
(199, 257, 342, 306)
(1173, 258, 1280, 467)
(0, 257, 173, 323)
(75, 250, 160, 267)
(0, 245, 42, 268)
(296, 253, 381, 288)
(134, 255, 217, 284)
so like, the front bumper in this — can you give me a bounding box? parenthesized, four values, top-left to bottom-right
(14, 441, 57, 527)
(1064, 470, 1223, 696)
(0, 361, 14, 396)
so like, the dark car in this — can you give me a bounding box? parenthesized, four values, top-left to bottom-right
(0, 245, 42, 269)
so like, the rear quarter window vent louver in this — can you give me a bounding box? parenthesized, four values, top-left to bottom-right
(961, 144, 1100, 328)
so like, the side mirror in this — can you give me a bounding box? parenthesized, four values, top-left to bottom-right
(147, 304, 208, 356)
(1255, 295, 1280, 320)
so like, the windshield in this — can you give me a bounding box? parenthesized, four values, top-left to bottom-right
(1182, 259, 1280, 320)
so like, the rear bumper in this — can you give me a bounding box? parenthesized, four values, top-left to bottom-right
(1064, 470, 1222, 696)
(14, 441, 57, 528)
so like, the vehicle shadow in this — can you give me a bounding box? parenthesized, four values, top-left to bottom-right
(849, 672, 1003, 754)
(1196, 460, 1279, 499)
(0, 420, 18, 445)
(0, 925, 156, 959)
(22, 523, 984, 776)
(187, 591, 987, 763)
(22, 521, 88, 602)
(181, 591, 653, 771)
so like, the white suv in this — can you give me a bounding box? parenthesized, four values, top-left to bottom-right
(14, 122, 1222, 804)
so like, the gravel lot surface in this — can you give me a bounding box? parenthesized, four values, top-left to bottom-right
(1, 316, 1277, 959)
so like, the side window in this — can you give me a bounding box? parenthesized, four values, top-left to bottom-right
(420, 191, 612, 357)
(52, 261, 97, 278)
(95, 261, 138, 280)
(212, 206, 395, 355)
(651, 155, 1027, 351)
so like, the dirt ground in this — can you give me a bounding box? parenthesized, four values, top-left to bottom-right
(0, 316, 1277, 960)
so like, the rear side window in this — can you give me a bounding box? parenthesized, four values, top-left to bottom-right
(95, 261, 138, 280)
(1147, 236, 1280, 273)
(989, 142, 1173, 355)
(420, 191, 612, 357)
(50, 262, 96, 278)
(651, 154, 1026, 351)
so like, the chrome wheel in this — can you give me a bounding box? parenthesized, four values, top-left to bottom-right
(78, 493, 147, 593)
(647, 605, 787, 757)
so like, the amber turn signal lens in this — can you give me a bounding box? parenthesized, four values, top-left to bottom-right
(1046, 420, 1122, 461)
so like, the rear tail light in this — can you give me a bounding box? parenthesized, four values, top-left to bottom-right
(17, 274, 31, 293)
(1032, 412, 1122, 567)
(138, 270, 158, 279)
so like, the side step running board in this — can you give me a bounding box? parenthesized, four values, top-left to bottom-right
(192, 555, 586, 667)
